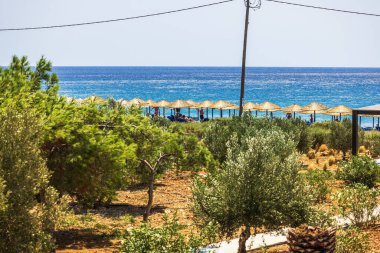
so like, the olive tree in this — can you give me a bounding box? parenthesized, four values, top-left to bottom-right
(193, 129, 310, 253)
(0, 109, 67, 253)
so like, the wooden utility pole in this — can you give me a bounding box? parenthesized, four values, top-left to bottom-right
(239, 0, 261, 116)
(239, 0, 250, 116)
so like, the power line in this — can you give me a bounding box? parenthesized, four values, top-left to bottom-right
(0, 0, 235, 32)
(264, 0, 380, 17)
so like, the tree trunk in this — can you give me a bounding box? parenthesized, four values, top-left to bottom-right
(143, 170, 155, 222)
(237, 226, 251, 253)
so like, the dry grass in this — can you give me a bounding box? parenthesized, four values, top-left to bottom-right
(56, 151, 380, 253)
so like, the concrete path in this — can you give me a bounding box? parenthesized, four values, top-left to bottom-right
(200, 205, 380, 253)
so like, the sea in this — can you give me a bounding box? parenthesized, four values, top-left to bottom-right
(53, 67, 380, 125)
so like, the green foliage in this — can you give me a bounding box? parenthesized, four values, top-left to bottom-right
(335, 227, 371, 253)
(362, 131, 380, 157)
(329, 119, 352, 159)
(42, 104, 136, 207)
(333, 184, 380, 228)
(307, 126, 330, 149)
(0, 109, 67, 253)
(121, 215, 200, 253)
(194, 129, 310, 239)
(336, 156, 380, 188)
(304, 170, 332, 203)
(204, 116, 311, 164)
(307, 206, 336, 228)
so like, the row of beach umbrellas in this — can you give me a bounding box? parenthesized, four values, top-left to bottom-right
(66, 96, 355, 120)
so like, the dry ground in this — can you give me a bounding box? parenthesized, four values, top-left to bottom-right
(56, 151, 380, 253)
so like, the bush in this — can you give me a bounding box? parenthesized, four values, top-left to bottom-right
(43, 105, 136, 207)
(308, 127, 330, 149)
(333, 184, 380, 228)
(121, 215, 200, 253)
(328, 156, 336, 166)
(304, 170, 332, 203)
(336, 156, 380, 188)
(194, 129, 310, 253)
(363, 131, 380, 157)
(318, 144, 328, 153)
(0, 109, 67, 253)
(307, 150, 316, 159)
(335, 227, 371, 253)
(329, 119, 352, 160)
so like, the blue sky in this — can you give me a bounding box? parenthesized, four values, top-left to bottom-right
(0, 0, 379, 67)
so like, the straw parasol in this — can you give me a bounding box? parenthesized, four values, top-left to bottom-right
(243, 102, 260, 111)
(210, 100, 233, 118)
(129, 98, 146, 106)
(324, 105, 352, 121)
(282, 104, 303, 118)
(168, 100, 191, 108)
(258, 102, 281, 118)
(225, 104, 240, 117)
(185, 100, 199, 117)
(119, 99, 130, 107)
(154, 100, 171, 117)
(300, 102, 328, 122)
(83, 95, 107, 105)
(145, 99, 156, 107)
(198, 100, 214, 119)
(198, 100, 214, 108)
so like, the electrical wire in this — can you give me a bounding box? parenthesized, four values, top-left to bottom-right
(264, 0, 380, 17)
(0, 0, 235, 32)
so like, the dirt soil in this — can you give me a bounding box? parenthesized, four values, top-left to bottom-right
(56, 151, 380, 253)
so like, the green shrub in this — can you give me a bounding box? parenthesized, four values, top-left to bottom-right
(363, 131, 380, 157)
(308, 126, 330, 149)
(0, 109, 67, 253)
(304, 170, 332, 203)
(336, 156, 380, 188)
(329, 119, 352, 160)
(335, 227, 371, 253)
(194, 129, 311, 253)
(121, 216, 200, 253)
(333, 184, 380, 228)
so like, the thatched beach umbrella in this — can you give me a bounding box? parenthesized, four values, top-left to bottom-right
(198, 100, 214, 119)
(225, 104, 240, 117)
(282, 104, 303, 118)
(301, 102, 328, 122)
(154, 100, 171, 116)
(144, 99, 156, 114)
(129, 98, 146, 106)
(83, 95, 107, 105)
(211, 100, 233, 118)
(186, 100, 198, 117)
(259, 102, 281, 118)
(168, 100, 191, 115)
(324, 105, 352, 121)
(119, 99, 130, 107)
(244, 102, 260, 116)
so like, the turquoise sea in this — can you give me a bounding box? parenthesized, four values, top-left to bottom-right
(54, 67, 380, 125)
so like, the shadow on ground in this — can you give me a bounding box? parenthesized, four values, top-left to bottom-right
(55, 229, 116, 250)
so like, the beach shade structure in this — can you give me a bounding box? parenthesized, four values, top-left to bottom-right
(129, 98, 146, 107)
(225, 104, 240, 117)
(210, 100, 234, 118)
(324, 105, 352, 121)
(83, 95, 107, 105)
(301, 102, 329, 122)
(259, 101, 281, 118)
(154, 100, 171, 117)
(243, 102, 260, 116)
(198, 100, 214, 119)
(119, 99, 131, 107)
(282, 104, 303, 118)
(144, 99, 156, 114)
(186, 100, 199, 117)
(168, 100, 191, 115)
(75, 98, 84, 105)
